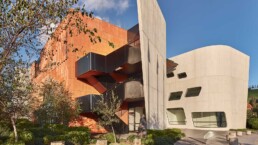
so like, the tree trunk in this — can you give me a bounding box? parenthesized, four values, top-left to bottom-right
(111, 125, 116, 143)
(11, 116, 18, 142)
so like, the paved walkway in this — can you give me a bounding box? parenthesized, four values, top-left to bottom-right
(238, 134, 258, 145)
(175, 129, 258, 145)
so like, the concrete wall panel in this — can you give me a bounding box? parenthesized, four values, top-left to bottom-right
(166, 45, 249, 130)
(137, 0, 166, 129)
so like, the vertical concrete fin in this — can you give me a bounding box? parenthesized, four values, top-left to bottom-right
(137, 0, 166, 129)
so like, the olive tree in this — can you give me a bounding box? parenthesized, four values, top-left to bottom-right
(0, 59, 37, 142)
(34, 78, 80, 125)
(93, 91, 121, 143)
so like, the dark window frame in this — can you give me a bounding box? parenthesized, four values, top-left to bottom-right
(167, 72, 174, 78)
(166, 108, 186, 125)
(169, 91, 183, 101)
(191, 112, 227, 128)
(178, 72, 187, 79)
(185, 87, 202, 97)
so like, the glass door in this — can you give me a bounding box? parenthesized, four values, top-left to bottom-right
(129, 107, 144, 131)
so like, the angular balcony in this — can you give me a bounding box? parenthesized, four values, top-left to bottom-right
(77, 79, 144, 113)
(76, 44, 141, 79)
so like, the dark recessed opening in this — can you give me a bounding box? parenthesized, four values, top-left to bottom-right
(169, 91, 183, 101)
(192, 112, 227, 128)
(186, 87, 202, 97)
(178, 72, 187, 79)
(167, 72, 174, 78)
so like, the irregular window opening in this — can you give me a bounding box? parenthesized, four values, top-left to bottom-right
(178, 72, 187, 79)
(192, 112, 227, 128)
(167, 108, 186, 125)
(186, 87, 201, 97)
(169, 91, 183, 101)
(148, 43, 150, 62)
(167, 72, 174, 78)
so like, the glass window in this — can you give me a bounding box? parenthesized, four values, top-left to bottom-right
(169, 91, 183, 101)
(186, 87, 201, 97)
(167, 72, 174, 78)
(192, 112, 227, 128)
(167, 108, 186, 125)
(178, 72, 187, 79)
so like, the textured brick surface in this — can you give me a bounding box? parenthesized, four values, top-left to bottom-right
(31, 13, 128, 133)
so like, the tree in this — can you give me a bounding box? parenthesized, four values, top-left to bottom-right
(34, 78, 80, 125)
(0, 59, 37, 142)
(93, 91, 121, 143)
(0, 0, 105, 72)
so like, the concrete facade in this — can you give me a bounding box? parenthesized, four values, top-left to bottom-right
(137, 0, 167, 129)
(166, 45, 250, 130)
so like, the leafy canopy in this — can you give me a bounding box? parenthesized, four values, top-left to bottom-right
(34, 78, 80, 125)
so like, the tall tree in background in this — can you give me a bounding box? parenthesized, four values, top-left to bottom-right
(0, 59, 36, 142)
(34, 78, 80, 125)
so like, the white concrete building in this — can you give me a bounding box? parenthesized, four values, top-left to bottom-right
(165, 45, 249, 130)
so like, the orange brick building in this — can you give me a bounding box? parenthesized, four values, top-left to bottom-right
(30, 12, 145, 133)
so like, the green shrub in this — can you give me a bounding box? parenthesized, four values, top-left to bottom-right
(0, 121, 11, 143)
(142, 134, 154, 145)
(8, 130, 34, 144)
(154, 136, 175, 145)
(66, 131, 90, 145)
(33, 138, 44, 145)
(44, 124, 67, 135)
(16, 119, 36, 130)
(2, 121, 90, 145)
(41, 126, 90, 145)
(247, 118, 258, 129)
(142, 129, 185, 145)
(4, 141, 25, 145)
(43, 135, 66, 145)
(127, 134, 138, 143)
(100, 133, 116, 143)
(20, 130, 34, 143)
(43, 135, 52, 145)
(90, 138, 97, 144)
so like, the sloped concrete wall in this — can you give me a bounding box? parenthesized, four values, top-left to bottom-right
(137, 0, 166, 129)
(166, 45, 250, 130)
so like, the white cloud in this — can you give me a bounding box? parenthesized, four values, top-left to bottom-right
(95, 15, 110, 22)
(37, 23, 59, 46)
(77, 0, 130, 14)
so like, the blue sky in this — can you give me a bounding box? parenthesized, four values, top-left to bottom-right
(78, 0, 258, 86)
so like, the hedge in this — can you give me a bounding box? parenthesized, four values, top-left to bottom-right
(0, 119, 90, 145)
(142, 129, 185, 145)
(247, 118, 258, 130)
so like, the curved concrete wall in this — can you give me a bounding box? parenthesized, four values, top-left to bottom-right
(166, 45, 249, 130)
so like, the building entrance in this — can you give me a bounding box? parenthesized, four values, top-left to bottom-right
(129, 107, 144, 131)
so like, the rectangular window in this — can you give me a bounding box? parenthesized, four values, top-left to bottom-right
(167, 72, 174, 78)
(169, 91, 183, 101)
(167, 108, 186, 125)
(192, 112, 227, 128)
(186, 87, 201, 97)
(178, 72, 187, 79)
